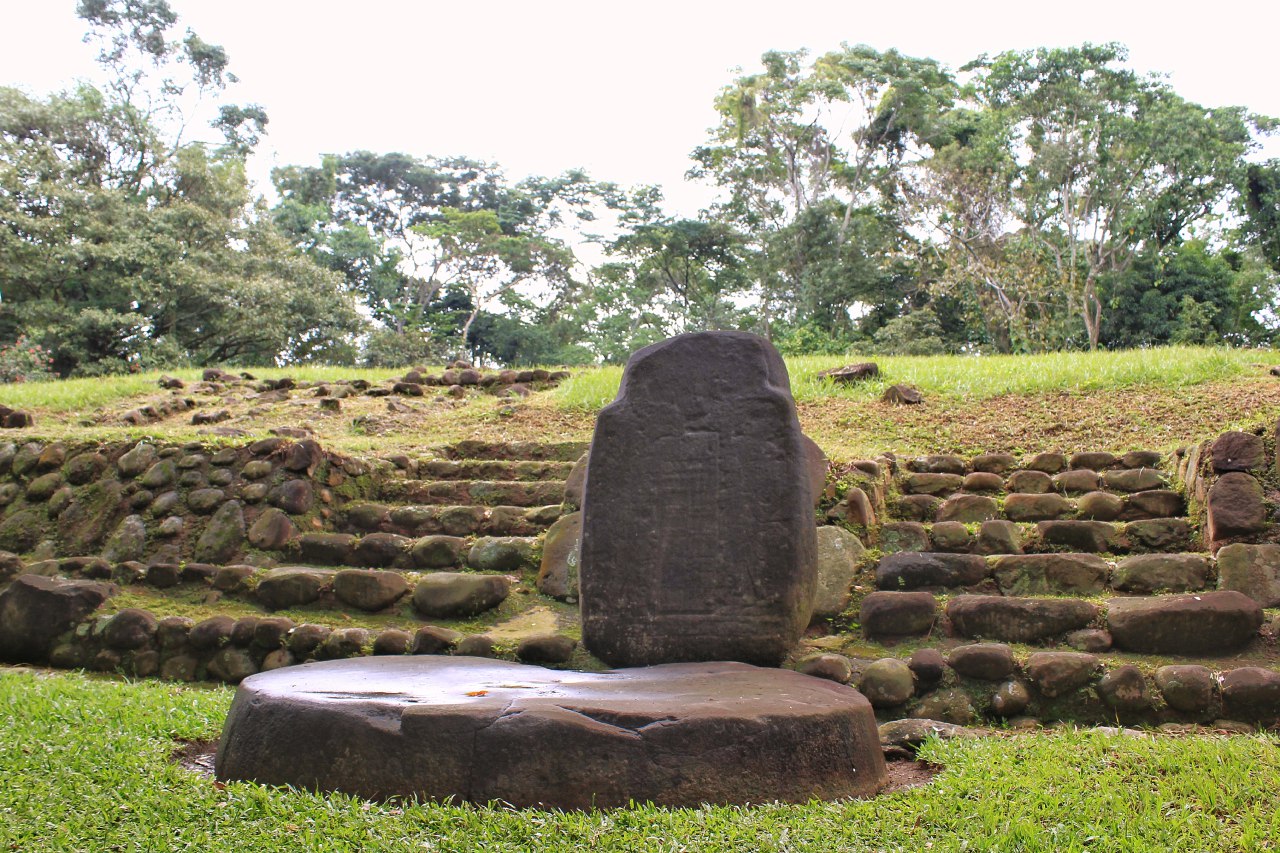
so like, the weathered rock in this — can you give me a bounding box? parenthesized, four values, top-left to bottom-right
(1112, 553, 1209, 594)
(1003, 493, 1072, 522)
(859, 658, 915, 707)
(0, 510, 48, 554)
(1216, 543, 1280, 606)
(962, 472, 1005, 494)
(212, 564, 255, 592)
(1125, 518, 1193, 551)
(1155, 665, 1215, 715)
(411, 625, 461, 655)
(879, 718, 979, 754)
(1121, 450, 1163, 469)
(1206, 473, 1267, 541)
(373, 629, 413, 656)
(117, 442, 157, 478)
(287, 624, 332, 658)
(904, 472, 964, 497)
(908, 455, 966, 476)
(562, 454, 588, 509)
(102, 608, 157, 650)
(1024, 452, 1066, 474)
(797, 653, 853, 684)
(252, 617, 295, 650)
(937, 494, 999, 524)
(319, 627, 374, 659)
(991, 553, 1108, 596)
(269, 479, 314, 515)
(827, 486, 876, 527)
(812, 526, 866, 620)
(1053, 469, 1099, 495)
(1034, 520, 1118, 553)
(579, 332, 817, 667)
(946, 595, 1099, 643)
(930, 521, 972, 552)
(139, 460, 176, 490)
(468, 536, 533, 572)
(284, 439, 324, 474)
(255, 568, 334, 610)
(412, 572, 510, 618)
(1211, 431, 1265, 473)
(1076, 490, 1125, 521)
(876, 552, 987, 590)
(515, 634, 577, 665)
(0, 575, 115, 663)
(215, 658, 887, 808)
(818, 362, 879, 383)
(908, 648, 946, 688)
(1106, 591, 1262, 655)
(186, 488, 226, 514)
(25, 472, 63, 502)
(975, 520, 1022, 555)
(859, 591, 937, 637)
(410, 535, 468, 569)
(879, 521, 930, 553)
(193, 501, 245, 564)
(188, 615, 235, 650)
(354, 532, 411, 567)
(1103, 468, 1166, 493)
(333, 570, 410, 612)
(1006, 470, 1053, 494)
(247, 508, 297, 550)
(536, 512, 581, 601)
(947, 644, 1015, 681)
(909, 690, 976, 725)
(882, 384, 922, 405)
(1024, 652, 1100, 698)
(1097, 665, 1151, 712)
(298, 532, 357, 565)
(208, 647, 259, 684)
(1219, 667, 1280, 723)
(103, 515, 147, 563)
(972, 453, 1017, 475)
(1121, 490, 1184, 521)
(1070, 452, 1115, 471)
(893, 495, 941, 522)
(991, 680, 1032, 717)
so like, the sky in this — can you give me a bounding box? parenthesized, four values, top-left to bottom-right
(2, 0, 1278, 217)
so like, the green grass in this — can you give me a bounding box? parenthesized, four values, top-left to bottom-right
(3, 667, 1279, 852)
(556, 346, 1269, 411)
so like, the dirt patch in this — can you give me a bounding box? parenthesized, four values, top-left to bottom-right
(173, 738, 217, 779)
(880, 756, 943, 794)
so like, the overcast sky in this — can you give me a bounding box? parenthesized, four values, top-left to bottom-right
(2, 0, 1278, 216)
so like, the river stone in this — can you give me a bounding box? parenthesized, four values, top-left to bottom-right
(1155, 665, 1215, 715)
(410, 535, 468, 569)
(1034, 520, 1117, 553)
(354, 532, 412, 567)
(194, 501, 245, 564)
(1003, 493, 1072, 522)
(858, 658, 915, 708)
(1024, 652, 1100, 698)
(1211, 431, 1265, 473)
(962, 472, 1004, 494)
(859, 591, 936, 637)
(936, 494, 999, 524)
(1103, 468, 1166, 493)
(992, 680, 1032, 717)
(991, 553, 1108, 596)
(1053, 469, 1099, 495)
(946, 595, 1099, 643)
(908, 455, 966, 476)
(972, 453, 1016, 475)
(215, 657, 886, 808)
(903, 472, 963, 497)
(1219, 667, 1280, 723)
(1216, 543, 1280, 607)
(467, 536, 533, 571)
(811, 526, 866, 621)
(536, 512, 581, 601)
(930, 521, 971, 552)
(1107, 591, 1262, 655)
(975, 520, 1022, 555)
(1006, 470, 1053, 494)
(1206, 473, 1267, 541)
(947, 644, 1015, 681)
(412, 572, 510, 618)
(797, 653, 853, 684)
(102, 608, 157, 650)
(103, 515, 147, 563)
(270, 480, 314, 515)
(255, 568, 335, 610)
(117, 442, 157, 478)
(876, 552, 987, 590)
(298, 532, 357, 565)
(0, 575, 116, 663)
(1076, 491, 1124, 521)
(247, 508, 298, 550)
(1111, 553, 1210, 594)
(879, 521, 930, 554)
(333, 569, 410, 612)
(1097, 665, 1150, 712)
(579, 332, 817, 667)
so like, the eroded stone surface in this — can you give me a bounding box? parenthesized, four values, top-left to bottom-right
(579, 332, 817, 667)
(215, 657, 886, 808)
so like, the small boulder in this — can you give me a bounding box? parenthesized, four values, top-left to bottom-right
(1111, 553, 1209, 594)
(412, 572, 510, 618)
(936, 494, 999, 524)
(1219, 667, 1280, 724)
(1024, 651, 1100, 698)
(247, 508, 298, 550)
(102, 608, 157, 650)
(947, 644, 1015, 681)
(875, 552, 987, 590)
(1106, 591, 1262, 655)
(1097, 665, 1151, 712)
(859, 591, 937, 638)
(946, 595, 1098, 643)
(882, 384, 922, 405)
(1003, 493, 1072, 522)
(1211, 431, 1265, 474)
(1216, 543, 1280, 606)
(1154, 665, 1215, 715)
(1206, 473, 1267, 541)
(858, 658, 915, 707)
(0, 575, 115, 663)
(991, 553, 1108, 596)
(255, 567, 335, 611)
(411, 535, 469, 569)
(467, 537, 534, 572)
(811, 526, 866, 620)
(333, 570, 410, 612)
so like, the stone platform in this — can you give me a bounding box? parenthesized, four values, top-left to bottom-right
(215, 656, 886, 809)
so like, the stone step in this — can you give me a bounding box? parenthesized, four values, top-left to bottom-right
(880, 518, 1195, 556)
(438, 440, 589, 462)
(413, 459, 575, 482)
(887, 489, 1186, 524)
(899, 467, 1172, 498)
(370, 479, 565, 507)
(341, 502, 561, 538)
(874, 550, 1219, 598)
(901, 451, 1166, 477)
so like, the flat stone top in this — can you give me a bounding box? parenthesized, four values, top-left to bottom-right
(217, 656, 886, 808)
(236, 655, 864, 717)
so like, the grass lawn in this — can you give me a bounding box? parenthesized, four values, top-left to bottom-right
(2, 667, 1278, 852)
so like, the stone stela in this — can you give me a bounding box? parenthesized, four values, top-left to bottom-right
(579, 330, 819, 667)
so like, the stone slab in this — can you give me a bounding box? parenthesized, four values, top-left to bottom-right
(215, 657, 887, 808)
(579, 332, 816, 667)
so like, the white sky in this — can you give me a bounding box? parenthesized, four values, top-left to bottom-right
(2, 0, 1279, 217)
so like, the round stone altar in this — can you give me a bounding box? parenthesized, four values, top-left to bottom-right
(215, 656, 887, 809)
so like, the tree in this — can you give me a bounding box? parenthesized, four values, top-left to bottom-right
(968, 44, 1263, 348)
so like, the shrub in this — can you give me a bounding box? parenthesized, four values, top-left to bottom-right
(0, 337, 57, 383)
